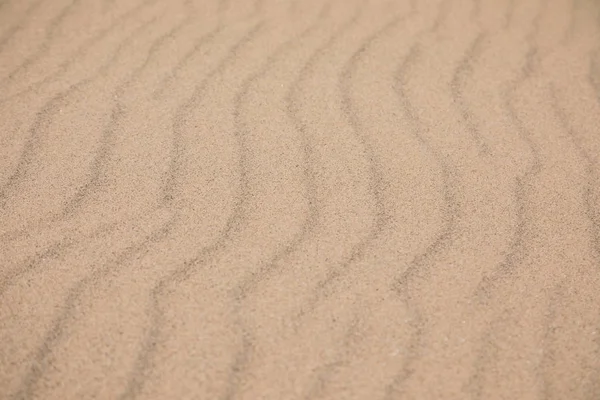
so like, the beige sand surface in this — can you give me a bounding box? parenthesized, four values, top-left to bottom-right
(1, 0, 600, 398)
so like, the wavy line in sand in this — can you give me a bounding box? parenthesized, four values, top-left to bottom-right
(384, 0, 468, 395)
(116, 21, 265, 400)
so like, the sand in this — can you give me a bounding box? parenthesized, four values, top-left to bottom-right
(1, 0, 600, 398)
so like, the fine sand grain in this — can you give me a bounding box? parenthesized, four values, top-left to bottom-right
(2, 0, 600, 399)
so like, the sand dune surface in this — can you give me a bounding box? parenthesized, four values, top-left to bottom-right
(1, 0, 600, 399)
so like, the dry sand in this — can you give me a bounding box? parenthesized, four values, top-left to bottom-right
(1, 0, 600, 398)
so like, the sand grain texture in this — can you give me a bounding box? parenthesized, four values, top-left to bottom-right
(1, 0, 600, 399)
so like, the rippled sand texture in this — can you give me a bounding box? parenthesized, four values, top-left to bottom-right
(1, 0, 600, 398)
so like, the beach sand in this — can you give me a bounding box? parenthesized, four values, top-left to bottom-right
(1, 0, 600, 398)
